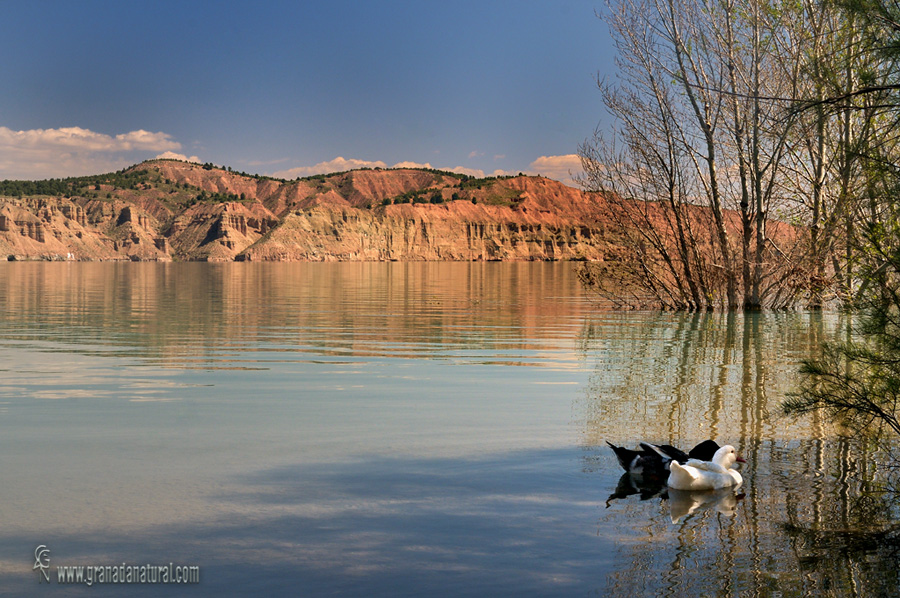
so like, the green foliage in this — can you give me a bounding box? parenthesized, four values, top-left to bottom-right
(0, 159, 533, 203)
(389, 188, 430, 205)
(457, 174, 516, 190)
(783, 0, 900, 439)
(786, 177, 900, 439)
(785, 307, 900, 439)
(0, 167, 155, 198)
(0, 178, 71, 197)
(194, 190, 245, 204)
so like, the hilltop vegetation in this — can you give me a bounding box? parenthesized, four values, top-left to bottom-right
(0, 168, 155, 199)
(0, 160, 523, 209)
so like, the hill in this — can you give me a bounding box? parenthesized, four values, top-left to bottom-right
(0, 159, 621, 262)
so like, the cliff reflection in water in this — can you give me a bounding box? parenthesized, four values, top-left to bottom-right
(578, 311, 900, 597)
(0, 261, 592, 368)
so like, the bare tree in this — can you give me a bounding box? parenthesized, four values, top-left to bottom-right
(579, 0, 722, 309)
(580, 0, 868, 310)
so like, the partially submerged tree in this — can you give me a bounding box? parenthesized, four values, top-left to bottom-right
(580, 0, 887, 310)
(577, 10, 718, 310)
(579, 0, 733, 309)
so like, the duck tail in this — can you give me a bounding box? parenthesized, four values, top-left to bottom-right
(667, 461, 699, 489)
(606, 441, 638, 471)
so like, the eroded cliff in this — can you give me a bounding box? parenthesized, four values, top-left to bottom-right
(0, 160, 619, 262)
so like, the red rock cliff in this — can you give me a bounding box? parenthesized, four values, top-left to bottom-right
(0, 160, 618, 262)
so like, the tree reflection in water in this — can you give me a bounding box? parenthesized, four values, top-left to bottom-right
(578, 310, 900, 597)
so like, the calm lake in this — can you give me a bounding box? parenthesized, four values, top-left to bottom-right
(0, 262, 897, 596)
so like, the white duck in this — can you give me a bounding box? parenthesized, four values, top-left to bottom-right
(667, 445, 745, 491)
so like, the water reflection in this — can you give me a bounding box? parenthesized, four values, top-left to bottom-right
(0, 262, 592, 368)
(2, 263, 900, 595)
(667, 487, 743, 524)
(606, 472, 669, 505)
(579, 310, 900, 597)
(605, 473, 744, 526)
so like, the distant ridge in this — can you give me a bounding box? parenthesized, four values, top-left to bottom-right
(0, 159, 619, 262)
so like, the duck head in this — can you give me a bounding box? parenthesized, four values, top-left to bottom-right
(712, 445, 746, 469)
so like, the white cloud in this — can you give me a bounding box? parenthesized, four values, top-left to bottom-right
(528, 154, 584, 186)
(391, 160, 433, 170)
(447, 166, 485, 177)
(272, 157, 389, 179)
(0, 126, 179, 153)
(0, 125, 183, 180)
(113, 129, 181, 151)
(155, 151, 201, 163)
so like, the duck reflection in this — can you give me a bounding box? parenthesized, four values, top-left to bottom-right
(606, 472, 668, 505)
(667, 487, 744, 524)
(606, 472, 744, 524)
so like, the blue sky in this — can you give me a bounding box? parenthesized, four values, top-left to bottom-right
(0, 1, 615, 185)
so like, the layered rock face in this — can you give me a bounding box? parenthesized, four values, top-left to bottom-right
(0, 160, 617, 262)
(237, 203, 608, 262)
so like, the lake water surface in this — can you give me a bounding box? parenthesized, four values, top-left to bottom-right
(0, 262, 897, 596)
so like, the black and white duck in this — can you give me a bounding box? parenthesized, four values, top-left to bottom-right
(606, 439, 720, 477)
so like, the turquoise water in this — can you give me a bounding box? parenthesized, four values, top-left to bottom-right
(0, 262, 896, 596)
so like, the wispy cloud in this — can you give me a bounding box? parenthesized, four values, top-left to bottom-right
(448, 166, 487, 177)
(528, 154, 583, 186)
(272, 157, 389, 179)
(0, 127, 179, 153)
(0, 126, 182, 179)
(391, 160, 433, 170)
